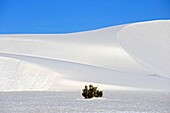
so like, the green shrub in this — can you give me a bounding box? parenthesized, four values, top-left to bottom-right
(82, 84, 103, 99)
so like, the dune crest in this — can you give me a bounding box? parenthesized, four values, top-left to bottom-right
(0, 20, 170, 91)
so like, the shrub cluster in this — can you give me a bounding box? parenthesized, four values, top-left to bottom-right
(82, 84, 103, 99)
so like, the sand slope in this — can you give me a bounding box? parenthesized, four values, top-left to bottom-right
(117, 20, 170, 79)
(0, 20, 170, 91)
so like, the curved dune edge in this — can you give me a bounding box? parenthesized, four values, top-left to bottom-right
(117, 20, 170, 79)
(0, 20, 170, 91)
(0, 56, 143, 91)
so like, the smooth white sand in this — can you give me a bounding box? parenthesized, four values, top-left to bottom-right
(118, 20, 170, 79)
(0, 20, 170, 91)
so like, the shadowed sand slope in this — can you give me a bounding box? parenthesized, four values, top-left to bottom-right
(118, 20, 170, 79)
(0, 20, 170, 91)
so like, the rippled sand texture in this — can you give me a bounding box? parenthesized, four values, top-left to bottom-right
(0, 91, 170, 113)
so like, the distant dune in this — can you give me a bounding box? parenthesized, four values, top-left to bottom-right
(0, 20, 170, 91)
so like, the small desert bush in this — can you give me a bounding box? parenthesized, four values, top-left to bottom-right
(82, 84, 103, 99)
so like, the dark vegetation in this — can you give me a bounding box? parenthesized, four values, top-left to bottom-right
(82, 84, 103, 99)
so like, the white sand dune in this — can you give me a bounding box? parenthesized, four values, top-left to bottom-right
(117, 20, 170, 79)
(0, 20, 170, 91)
